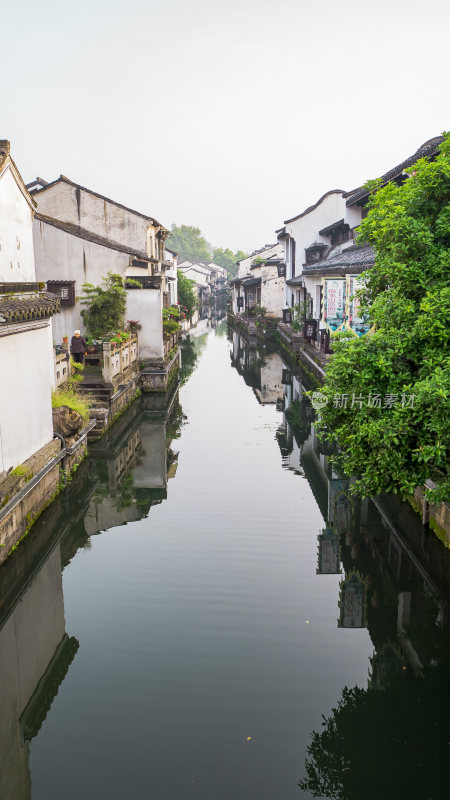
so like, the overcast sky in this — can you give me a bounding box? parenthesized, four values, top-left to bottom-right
(2, 0, 448, 252)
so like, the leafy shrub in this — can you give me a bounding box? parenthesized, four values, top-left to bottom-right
(81, 273, 127, 339)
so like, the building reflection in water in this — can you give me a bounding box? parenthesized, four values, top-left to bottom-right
(229, 333, 450, 799)
(230, 331, 284, 406)
(0, 393, 182, 797)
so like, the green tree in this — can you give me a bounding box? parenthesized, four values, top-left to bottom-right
(317, 134, 450, 502)
(168, 224, 211, 262)
(213, 247, 248, 278)
(80, 272, 127, 338)
(177, 270, 197, 320)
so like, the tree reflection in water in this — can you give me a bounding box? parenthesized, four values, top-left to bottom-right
(299, 651, 450, 800)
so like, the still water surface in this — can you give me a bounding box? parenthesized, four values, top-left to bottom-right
(1, 322, 449, 799)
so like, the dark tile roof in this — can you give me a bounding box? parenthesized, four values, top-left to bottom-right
(286, 275, 305, 286)
(319, 219, 346, 236)
(284, 189, 345, 225)
(30, 175, 168, 230)
(35, 213, 157, 262)
(301, 245, 375, 276)
(305, 241, 328, 251)
(242, 277, 261, 288)
(0, 291, 61, 323)
(345, 136, 444, 206)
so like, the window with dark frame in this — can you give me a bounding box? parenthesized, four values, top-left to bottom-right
(47, 281, 75, 307)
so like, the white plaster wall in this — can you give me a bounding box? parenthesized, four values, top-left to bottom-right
(179, 265, 210, 286)
(231, 283, 242, 315)
(33, 219, 130, 342)
(238, 244, 283, 278)
(284, 191, 347, 304)
(303, 274, 324, 320)
(126, 289, 163, 360)
(0, 166, 36, 282)
(33, 182, 154, 254)
(164, 251, 178, 306)
(0, 322, 54, 471)
(261, 266, 284, 317)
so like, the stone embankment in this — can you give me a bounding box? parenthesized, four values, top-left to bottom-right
(0, 421, 94, 565)
(1, 333, 181, 564)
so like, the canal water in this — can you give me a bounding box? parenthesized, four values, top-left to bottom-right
(1, 321, 449, 799)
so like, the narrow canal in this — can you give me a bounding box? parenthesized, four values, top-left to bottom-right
(1, 322, 449, 799)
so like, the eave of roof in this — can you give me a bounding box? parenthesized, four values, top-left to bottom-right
(284, 189, 345, 225)
(0, 292, 61, 323)
(344, 135, 444, 206)
(31, 175, 168, 231)
(242, 277, 261, 288)
(318, 219, 346, 237)
(286, 276, 304, 286)
(301, 245, 375, 276)
(305, 241, 328, 251)
(0, 155, 37, 212)
(35, 213, 157, 262)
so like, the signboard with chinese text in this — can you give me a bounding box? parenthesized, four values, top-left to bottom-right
(345, 276, 370, 336)
(322, 278, 346, 332)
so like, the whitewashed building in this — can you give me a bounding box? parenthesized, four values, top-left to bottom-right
(0, 141, 59, 474)
(230, 243, 284, 317)
(29, 175, 170, 362)
(277, 136, 445, 343)
(277, 190, 361, 318)
(164, 246, 178, 307)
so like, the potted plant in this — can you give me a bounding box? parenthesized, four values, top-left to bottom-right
(86, 336, 96, 354)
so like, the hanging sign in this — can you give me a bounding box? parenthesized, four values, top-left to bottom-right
(322, 278, 346, 332)
(345, 276, 370, 336)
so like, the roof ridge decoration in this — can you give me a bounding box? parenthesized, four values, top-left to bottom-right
(284, 189, 346, 225)
(30, 174, 167, 231)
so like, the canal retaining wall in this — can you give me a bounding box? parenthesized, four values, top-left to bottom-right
(140, 349, 180, 394)
(0, 422, 95, 565)
(261, 322, 450, 548)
